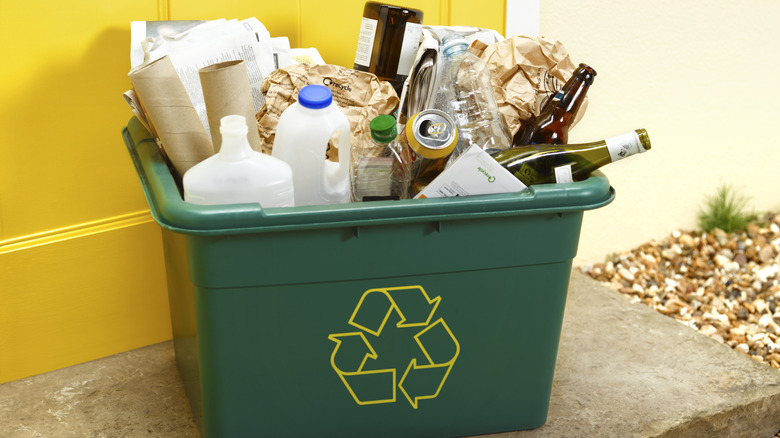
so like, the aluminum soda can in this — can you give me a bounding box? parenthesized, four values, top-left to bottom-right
(403, 109, 458, 196)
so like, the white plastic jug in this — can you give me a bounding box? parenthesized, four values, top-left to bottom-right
(183, 115, 294, 207)
(272, 85, 352, 206)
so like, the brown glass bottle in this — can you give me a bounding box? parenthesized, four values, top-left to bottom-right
(514, 63, 597, 146)
(353, 2, 424, 95)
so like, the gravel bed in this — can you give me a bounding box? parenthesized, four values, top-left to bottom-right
(578, 213, 780, 371)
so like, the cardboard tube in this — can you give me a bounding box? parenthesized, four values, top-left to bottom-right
(199, 60, 262, 152)
(128, 56, 214, 178)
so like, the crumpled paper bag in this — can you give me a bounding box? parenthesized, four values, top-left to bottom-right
(255, 64, 399, 160)
(473, 35, 584, 137)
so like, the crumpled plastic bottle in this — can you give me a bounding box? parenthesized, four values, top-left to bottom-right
(431, 33, 512, 165)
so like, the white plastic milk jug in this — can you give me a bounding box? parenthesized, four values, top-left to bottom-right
(272, 85, 352, 206)
(183, 115, 295, 207)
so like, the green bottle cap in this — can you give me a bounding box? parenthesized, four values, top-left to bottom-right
(369, 114, 397, 143)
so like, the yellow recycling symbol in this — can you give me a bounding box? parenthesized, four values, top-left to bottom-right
(328, 285, 460, 409)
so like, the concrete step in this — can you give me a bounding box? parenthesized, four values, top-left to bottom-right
(1, 271, 778, 437)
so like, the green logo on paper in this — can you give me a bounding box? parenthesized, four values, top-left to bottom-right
(478, 166, 496, 183)
(328, 286, 460, 409)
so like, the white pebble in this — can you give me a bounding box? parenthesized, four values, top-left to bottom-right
(662, 249, 677, 260)
(731, 325, 747, 336)
(714, 254, 731, 268)
(755, 266, 777, 283)
(749, 333, 768, 347)
(618, 267, 635, 282)
(700, 324, 718, 336)
(679, 233, 695, 247)
(735, 343, 750, 354)
(703, 312, 729, 323)
(759, 314, 774, 328)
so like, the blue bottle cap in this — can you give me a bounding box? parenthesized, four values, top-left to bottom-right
(298, 85, 332, 109)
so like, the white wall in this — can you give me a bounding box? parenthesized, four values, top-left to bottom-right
(513, 0, 780, 264)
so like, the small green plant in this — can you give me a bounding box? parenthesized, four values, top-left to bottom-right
(697, 185, 756, 233)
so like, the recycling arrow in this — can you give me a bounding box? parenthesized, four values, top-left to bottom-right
(399, 318, 460, 409)
(329, 285, 459, 409)
(349, 285, 441, 336)
(328, 332, 396, 405)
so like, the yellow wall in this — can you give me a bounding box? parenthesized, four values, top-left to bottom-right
(0, 0, 171, 383)
(0, 0, 505, 383)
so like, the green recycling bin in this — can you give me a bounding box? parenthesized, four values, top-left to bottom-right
(122, 116, 614, 438)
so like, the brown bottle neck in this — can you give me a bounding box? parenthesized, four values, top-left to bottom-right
(559, 70, 593, 115)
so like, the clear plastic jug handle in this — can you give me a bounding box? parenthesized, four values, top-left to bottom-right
(336, 120, 351, 179)
(318, 118, 351, 203)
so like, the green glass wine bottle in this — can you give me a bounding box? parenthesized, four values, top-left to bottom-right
(491, 129, 651, 186)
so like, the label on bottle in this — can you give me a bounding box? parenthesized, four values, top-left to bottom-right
(606, 131, 642, 162)
(356, 156, 393, 199)
(514, 163, 539, 187)
(554, 164, 574, 184)
(354, 17, 378, 67)
(396, 22, 423, 78)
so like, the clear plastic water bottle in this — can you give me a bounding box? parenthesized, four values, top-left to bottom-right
(432, 33, 511, 165)
(351, 114, 413, 201)
(183, 115, 294, 207)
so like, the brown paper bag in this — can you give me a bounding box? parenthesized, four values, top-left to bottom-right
(199, 60, 262, 153)
(474, 36, 583, 137)
(255, 64, 399, 160)
(128, 56, 214, 178)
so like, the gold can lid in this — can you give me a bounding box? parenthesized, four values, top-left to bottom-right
(405, 109, 458, 159)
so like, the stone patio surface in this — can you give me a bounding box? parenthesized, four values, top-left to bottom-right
(1, 271, 779, 437)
